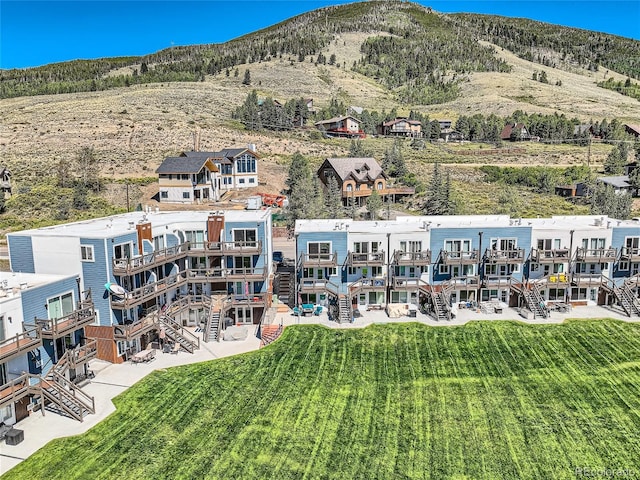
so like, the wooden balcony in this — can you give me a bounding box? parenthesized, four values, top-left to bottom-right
(112, 242, 189, 275)
(110, 273, 188, 309)
(392, 250, 431, 266)
(30, 305, 96, 339)
(225, 267, 268, 281)
(620, 247, 640, 262)
(187, 241, 225, 255)
(572, 273, 604, 286)
(114, 316, 158, 341)
(0, 373, 36, 409)
(535, 273, 571, 287)
(575, 248, 617, 263)
(391, 276, 422, 289)
(445, 276, 480, 290)
(483, 275, 513, 288)
(342, 186, 415, 198)
(187, 268, 226, 281)
(223, 240, 262, 255)
(299, 278, 330, 293)
(69, 339, 98, 368)
(229, 292, 268, 307)
(0, 328, 42, 364)
(349, 277, 386, 295)
(347, 251, 385, 266)
(484, 248, 525, 264)
(530, 248, 570, 263)
(440, 250, 479, 265)
(299, 252, 338, 268)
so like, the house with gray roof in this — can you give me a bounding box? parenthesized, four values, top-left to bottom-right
(155, 155, 219, 204)
(596, 175, 634, 195)
(317, 157, 415, 206)
(182, 145, 259, 192)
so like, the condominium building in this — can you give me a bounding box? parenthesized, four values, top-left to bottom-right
(294, 215, 640, 321)
(7, 209, 274, 364)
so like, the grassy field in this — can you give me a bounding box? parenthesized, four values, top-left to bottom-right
(5, 320, 640, 480)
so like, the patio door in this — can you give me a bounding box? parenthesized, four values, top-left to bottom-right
(236, 307, 252, 324)
(48, 292, 74, 320)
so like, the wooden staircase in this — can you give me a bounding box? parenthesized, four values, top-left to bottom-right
(275, 265, 295, 307)
(338, 295, 352, 324)
(610, 281, 640, 317)
(260, 324, 284, 347)
(523, 283, 549, 318)
(41, 372, 95, 422)
(158, 316, 200, 353)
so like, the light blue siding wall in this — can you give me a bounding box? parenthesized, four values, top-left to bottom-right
(7, 235, 34, 273)
(430, 226, 532, 283)
(226, 220, 269, 293)
(297, 231, 348, 293)
(611, 226, 640, 280)
(166, 233, 179, 248)
(21, 276, 79, 374)
(80, 238, 111, 326)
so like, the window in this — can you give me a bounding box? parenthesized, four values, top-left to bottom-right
(490, 238, 517, 250)
(308, 242, 331, 260)
(391, 291, 408, 303)
(160, 191, 168, 199)
(624, 237, 640, 256)
(377, 182, 383, 190)
(233, 229, 257, 245)
(371, 266, 383, 277)
(236, 155, 256, 173)
(117, 339, 139, 357)
(0, 315, 5, 342)
(400, 241, 422, 253)
(0, 405, 11, 423)
(346, 184, 353, 192)
(530, 263, 539, 272)
(239, 179, 245, 184)
(582, 238, 605, 250)
(114, 242, 132, 260)
(80, 245, 94, 262)
(348, 267, 357, 275)
(181, 174, 189, 180)
(153, 235, 166, 251)
(327, 267, 337, 277)
(249, 178, 255, 184)
(223, 177, 232, 185)
(619, 261, 629, 271)
(47, 292, 74, 319)
(445, 239, 471, 252)
(183, 192, 190, 199)
(184, 230, 205, 244)
(439, 264, 449, 275)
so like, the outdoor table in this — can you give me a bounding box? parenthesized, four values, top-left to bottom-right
(132, 350, 153, 363)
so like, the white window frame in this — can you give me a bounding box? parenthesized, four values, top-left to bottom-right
(114, 241, 133, 260)
(182, 192, 191, 199)
(160, 190, 169, 199)
(307, 241, 332, 260)
(619, 261, 629, 271)
(80, 245, 94, 262)
(47, 291, 75, 320)
(439, 264, 449, 275)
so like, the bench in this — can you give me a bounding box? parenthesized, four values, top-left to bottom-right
(366, 304, 384, 311)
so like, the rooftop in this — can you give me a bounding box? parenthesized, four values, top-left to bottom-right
(9, 209, 272, 239)
(0, 271, 75, 301)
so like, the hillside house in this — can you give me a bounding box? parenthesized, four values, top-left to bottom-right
(317, 157, 414, 206)
(315, 116, 365, 138)
(625, 124, 640, 138)
(438, 120, 453, 130)
(378, 118, 422, 137)
(182, 146, 259, 192)
(156, 156, 219, 204)
(597, 176, 633, 195)
(1, 167, 11, 198)
(555, 182, 588, 198)
(501, 123, 532, 141)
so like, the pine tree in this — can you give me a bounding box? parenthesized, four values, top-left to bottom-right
(324, 175, 344, 218)
(603, 142, 629, 175)
(367, 189, 382, 220)
(75, 146, 101, 192)
(242, 69, 251, 85)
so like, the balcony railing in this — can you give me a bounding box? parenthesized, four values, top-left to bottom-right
(114, 315, 157, 341)
(575, 248, 617, 262)
(110, 273, 188, 309)
(391, 276, 423, 289)
(299, 278, 329, 292)
(531, 248, 570, 263)
(187, 241, 224, 254)
(572, 273, 604, 286)
(0, 373, 34, 409)
(299, 252, 338, 267)
(536, 273, 571, 286)
(440, 250, 479, 265)
(484, 248, 525, 263)
(445, 276, 480, 289)
(69, 339, 98, 368)
(112, 242, 189, 274)
(0, 328, 42, 364)
(620, 247, 640, 262)
(186, 267, 268, 281)
(30, 305, 96, 339)
(349, 277, 386, 295)
(229, 292, 268, 306)
(392, 250, 431, 266)
(187, 240, 263, 255)
(347, 251, 385, 266)
(483, 275, 513, 287)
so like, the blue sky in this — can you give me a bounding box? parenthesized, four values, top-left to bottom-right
(1, 0, 639, 69)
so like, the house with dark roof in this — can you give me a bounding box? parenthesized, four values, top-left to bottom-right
(155, 155, 220, 204)
(596, 175, 634, 195)
(625, 124, 640, 138)
(314, 116, 365, 138)
(500, 123, 531, 141)
(378, 118, 422, 137)
(182, 146, 259, 193)
(317, 157, 415, 206)
(1, 167, 11, 199)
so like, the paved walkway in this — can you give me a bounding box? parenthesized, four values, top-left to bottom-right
(1, 303, 636, 474)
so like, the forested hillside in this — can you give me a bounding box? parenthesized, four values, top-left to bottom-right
(1, 1, 638, 101)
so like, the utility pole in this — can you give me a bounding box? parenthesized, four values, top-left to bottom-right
(587, 136, 591, 167)
(126, 180, 130, 212)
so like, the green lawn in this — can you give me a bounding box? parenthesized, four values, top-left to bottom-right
(5, 320, 640, 479)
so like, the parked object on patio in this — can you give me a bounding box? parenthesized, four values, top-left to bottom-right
(5, 428, 23, 446)
(313, 305, 323, 316)
(223, 326, 249, 341)
(171, 343, 180, 354)
(292, 307, 301, 316)
(163, 343, 171, 354)
(132, 348, 156, 363)
(104, 282, 128, 298)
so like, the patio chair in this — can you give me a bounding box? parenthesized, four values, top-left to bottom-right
(313, 305, 323, 316)
(292, 307, 301, 316)
(171, 343, 180, 354)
